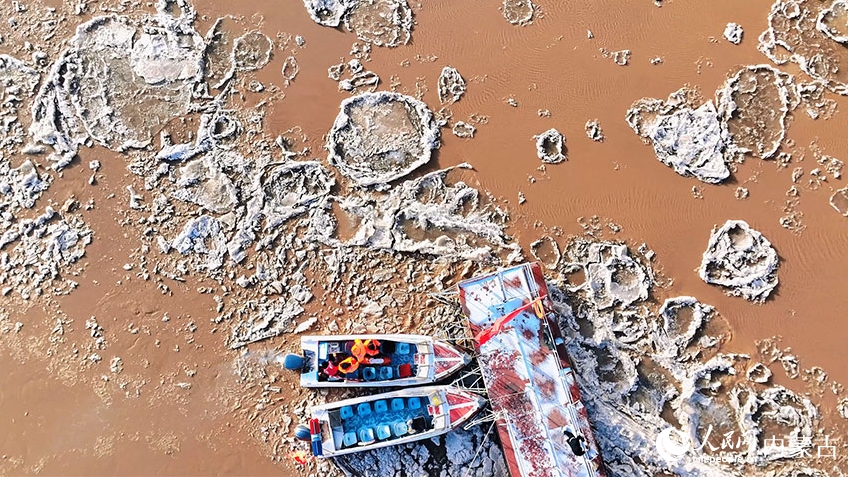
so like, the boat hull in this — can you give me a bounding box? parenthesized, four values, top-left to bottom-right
(296, 334, 469, 388)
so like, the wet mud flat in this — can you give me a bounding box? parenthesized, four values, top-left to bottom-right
(0, 0, 847, 476)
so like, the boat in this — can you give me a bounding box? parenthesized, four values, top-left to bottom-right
(282, 334, 470, 388)
(294, 385, 485, 457)
(458, 262, 606, 477)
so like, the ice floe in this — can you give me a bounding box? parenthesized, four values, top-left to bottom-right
(28, 0, 205, 169)
(533, 128, 566, 164)
(723, 22, 744, 44)
(438, 66, 467, 104)
(627, 90, 731, 183)
(326, 92, 440, 188)
(698, 220, 779, 302)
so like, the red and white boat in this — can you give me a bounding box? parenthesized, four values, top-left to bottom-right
(458, 262, 607, 477)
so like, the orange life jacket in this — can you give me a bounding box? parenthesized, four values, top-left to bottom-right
(338, 356, 359, 374)
(365, 339, 381, 356)
(351, 339, 367, 361)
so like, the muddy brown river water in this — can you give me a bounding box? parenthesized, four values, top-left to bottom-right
(2, 0, 848, 475)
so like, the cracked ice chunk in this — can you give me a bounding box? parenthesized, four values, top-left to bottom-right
(627, 88, 733, 183)
(698, 220, 779, 302)
(170, 215, 228, 270)
(232, 31, 273, 72)
(723, 22, 743, 44)
(715, 65, 794, 159)
(648, 102, 730, 183)
(533, 128, 566, 164)
(438, 66, 466, 104)
(326, 91, 440, 188)
(303, 0, 355, 27)
(503, 0, 534, 25)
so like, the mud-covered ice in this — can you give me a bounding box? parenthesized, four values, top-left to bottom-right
(452, 121, 476, 138)
(657, 297, 713, 358)
(337, 164, 513, 259)
(28, 0, 205, 168)
(818, 0, 848, 44)
(830, 186, 848, 216)
(232, 31, 273, 72)
(326, 92, 440, 188)
(257, 161, 335, 230)
(303, 0, 413, 47)
(715, 65, 795, 159)
(585, 119, 604, 142)
(759, 0, 848, 94)
(347, 0, 413, 47)
(0, 55, 39, 152)
(627, 89, 731, 183)
(437, 66, 467, 104)
(746, 362, 773, 383)
(549, 238, 822, 476)
(503, 0, 534, 25)
(698, 220, 779, 302)
(229, 299, 305, 349)
(723, 23, 743, 44)
(533, 128, 566, 164)
(582, 242, 651, 310)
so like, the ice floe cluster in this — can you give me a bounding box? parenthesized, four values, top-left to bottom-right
(0, 48, 92, 299)
(28, 0, 206, 169)
(546, 237, 823, 476)
(627, 63, 800, 183)
(759, 0, 848, 95)
(303, 0, 413, 47)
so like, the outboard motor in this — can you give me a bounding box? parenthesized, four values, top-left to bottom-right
(283, 353, 305, 370)
(294, 424, 312, 442)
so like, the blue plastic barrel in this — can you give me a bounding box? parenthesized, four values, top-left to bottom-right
(311, 438, 323, 456)
(293, 424, 312, 442)
(283, 353, 305, 370)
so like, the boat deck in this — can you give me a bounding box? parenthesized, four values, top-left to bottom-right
(458, 263, 606, 477)
(316, 339, 419, 383)
(329, 395, 433, 449)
